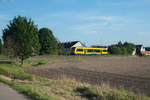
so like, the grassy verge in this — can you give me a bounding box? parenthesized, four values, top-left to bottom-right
(0, 57, 150, 100)
(0, 63, 62, 100)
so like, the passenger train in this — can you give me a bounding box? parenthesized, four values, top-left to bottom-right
(71, 47, 108, 55)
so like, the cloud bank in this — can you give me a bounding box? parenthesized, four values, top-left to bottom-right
(0, 0, 13, 2)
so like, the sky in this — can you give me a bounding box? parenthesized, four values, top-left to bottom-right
(0, 0, 150, 46)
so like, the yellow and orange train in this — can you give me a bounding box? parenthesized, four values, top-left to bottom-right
(71, 47, 108, 55)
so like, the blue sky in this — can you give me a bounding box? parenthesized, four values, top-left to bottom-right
(0, 0, 150, 46)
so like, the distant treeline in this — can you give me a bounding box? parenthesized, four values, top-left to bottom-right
(108, 41, 135, 55)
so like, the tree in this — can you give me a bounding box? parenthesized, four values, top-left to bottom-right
(121, 47, 127, 55)
(123, 42, 135, 55)
(118, 41, 123, 48)
(3, 16, 40, 66)
(0, 39, 2, 54)
(57, 39, 64, 55)
(108, 41, 135, 55)
(38, 28, 58, 55)
(108, 45, 122, 55)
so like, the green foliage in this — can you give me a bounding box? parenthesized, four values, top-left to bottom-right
(0, 62, 62, 100)
(75, 86, 150, 100)
(57, 39, 64, 55)
(0, 39, 2, 54)
(2, 16, 41, 65)
(123, 42, 136, 55)
(0, 67, 9, 76)
(106, 88, 149, 100)
(38, 28, 58, 55)
(0, 64, 33, 80)
(12, 83, 61, 100)
(76, 87, 99, 99)
(108, 41, 135, 55)
(25, 57, 48, 67)
(108, 45, 122, 55)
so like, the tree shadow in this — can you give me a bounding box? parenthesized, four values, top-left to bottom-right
(32, 62, 45, 66)
(74, 87, 99, 100)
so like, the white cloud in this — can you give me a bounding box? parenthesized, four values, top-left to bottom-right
(138, 32, 150, 36)
(0, 0, 13, 2)
(34, 11, 128, 36)
(72, 22, 107, 31)
(106, 0, 150, 7)
(85, 16, 113, 21)
(70, 15, 116, 35)
(71, 21, 110, 35)
(42, 12, 113, 22)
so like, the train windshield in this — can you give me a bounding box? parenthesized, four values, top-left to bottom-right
(71, 47, 76, 51)
(76, 49, 83, 52)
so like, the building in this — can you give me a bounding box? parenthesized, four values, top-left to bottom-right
(133, 45, 150, 56)
(62, 41, 86, 55)
(145, 47, 150, 51)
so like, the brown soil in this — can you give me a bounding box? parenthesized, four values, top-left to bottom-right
(25, 56, 150, 96)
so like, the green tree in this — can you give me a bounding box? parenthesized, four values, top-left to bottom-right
(3, 16, 40, 66)
(0, 39, 2, 54)
(38, 28, 58, 55)
(118, 41, 123, 48)
(123, 42, 135, 55)
(57, 39, 64, 55)
(108, 41, 135, 55)
(108, 45, 122, 55)
(121, 47, 127, 55)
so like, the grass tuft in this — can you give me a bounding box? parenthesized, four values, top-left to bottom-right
(75, 87, 99, 99)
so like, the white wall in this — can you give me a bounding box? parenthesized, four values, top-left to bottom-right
(72, 42, 84, 47)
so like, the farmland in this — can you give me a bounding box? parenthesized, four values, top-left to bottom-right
(25, 56, 150, 96)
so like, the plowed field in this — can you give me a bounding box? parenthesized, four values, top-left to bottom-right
(25, 56, 150, 96)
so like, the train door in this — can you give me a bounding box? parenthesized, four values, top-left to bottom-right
(84, 49, 86, 55)
(101, 50, 102, 55)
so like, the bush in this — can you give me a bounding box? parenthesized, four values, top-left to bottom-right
(108, 45, 122, 55)
(75, 87, 99, 99)
(108, 41, 135, 55)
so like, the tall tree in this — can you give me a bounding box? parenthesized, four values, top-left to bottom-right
(56, 39, 64, 55)
(38, 28, 58, 55)
(123, 42, 135, 55)
(118, 41, 123, 47)
(0, 39, 2, 54)
(3, 16, 40, 66)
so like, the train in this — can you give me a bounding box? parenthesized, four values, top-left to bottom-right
(70, 47, 108, 55)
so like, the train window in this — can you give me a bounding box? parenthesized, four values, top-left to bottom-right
(103, 50, 108, 52)
(87, 49, 92, 52)
(71, 47, 76, 51)
(93, 49, 96, 52)
(87, 49, 101, 52)
(76, 49, 83, 52)
(96, 50, 100, 52)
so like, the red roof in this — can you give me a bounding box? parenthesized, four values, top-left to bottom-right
(141, 51, 150, 55)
